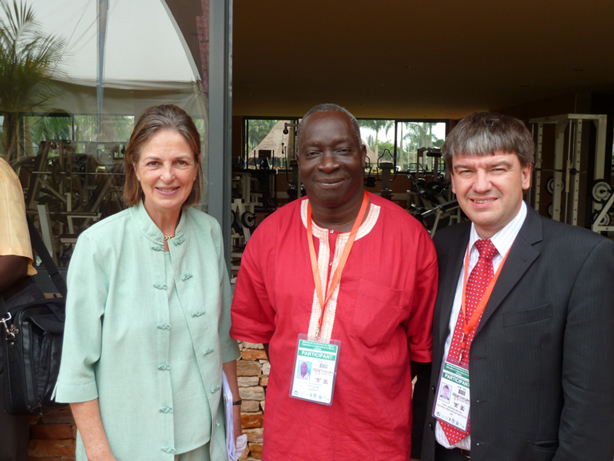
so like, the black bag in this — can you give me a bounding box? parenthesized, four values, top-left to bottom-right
(1, 217, 67, 415)
(1, 297, 65, 414)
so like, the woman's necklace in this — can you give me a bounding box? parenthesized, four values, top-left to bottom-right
(164, 235, 175, 241)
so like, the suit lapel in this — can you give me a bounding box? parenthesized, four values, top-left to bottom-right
(476, 206, 543, 333)
(437, 224, 471, 345)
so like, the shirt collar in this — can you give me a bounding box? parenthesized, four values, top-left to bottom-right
(300, 195, 380, 241)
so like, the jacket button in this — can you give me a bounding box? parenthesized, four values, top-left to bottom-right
(429, 423, 433, 429)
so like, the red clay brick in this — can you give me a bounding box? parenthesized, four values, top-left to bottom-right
(28, 438, 75, 458)
(31, 423, 76, 440)
(39, 407, 74, 424)
(241, 412, 264, 428)
(241, 350, 268, 361)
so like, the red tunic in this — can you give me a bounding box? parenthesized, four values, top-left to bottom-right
(231, 193, 438, 460)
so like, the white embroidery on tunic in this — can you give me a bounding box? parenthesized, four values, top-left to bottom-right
(300, 199, 381, 341)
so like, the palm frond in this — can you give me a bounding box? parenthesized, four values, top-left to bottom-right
(0, 0, 66, 160)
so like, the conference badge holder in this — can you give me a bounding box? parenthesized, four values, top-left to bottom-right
(289, 334, 340, 406)
(432, 360, 471, 431)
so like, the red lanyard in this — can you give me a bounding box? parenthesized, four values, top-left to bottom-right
(459, 242, 510, 350)
(307, 191, 370, 337)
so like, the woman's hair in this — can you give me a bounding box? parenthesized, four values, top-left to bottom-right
(442, 112, 535, 170)
(123, 104, 201, 207)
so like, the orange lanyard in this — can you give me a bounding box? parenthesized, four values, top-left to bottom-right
(307, 191, 370, 337)
(459, 241, 510, 350)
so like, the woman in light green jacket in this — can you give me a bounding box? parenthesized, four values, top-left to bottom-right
(55, 105, 242, 461)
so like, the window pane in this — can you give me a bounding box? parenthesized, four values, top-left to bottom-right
(2, 0, 209, 267)
(357, 119, 396, 167)
(396, 122, 446, 172)
(245, 119, 294, 169)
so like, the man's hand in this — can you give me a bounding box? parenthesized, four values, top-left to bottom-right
(0, 255, 28, 292)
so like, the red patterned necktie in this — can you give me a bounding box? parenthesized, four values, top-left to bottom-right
(440, 238, 498, 445)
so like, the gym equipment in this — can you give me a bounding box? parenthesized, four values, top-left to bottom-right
(12, 139, 127, 266)
(530, 114, 607, 228)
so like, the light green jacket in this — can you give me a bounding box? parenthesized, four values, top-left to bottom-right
(55, 202, 240, 461)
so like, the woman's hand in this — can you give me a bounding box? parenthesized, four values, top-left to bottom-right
(233, 402, 243, 439)
(70, 400, 117, 461)
(222, 359, 243, 442)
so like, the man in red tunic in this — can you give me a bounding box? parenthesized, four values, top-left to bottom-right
(231, 104, 438, 460)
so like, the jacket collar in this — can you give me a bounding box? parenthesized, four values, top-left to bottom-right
(130, 201, 187, 245)
(437, 222, 470, 344)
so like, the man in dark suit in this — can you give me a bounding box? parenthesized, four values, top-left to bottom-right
(420, 112, 614, 461)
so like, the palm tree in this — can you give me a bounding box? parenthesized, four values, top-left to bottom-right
(0, 0, 65, 161)
(357, 119, 394, 149)
(403, 122, 443, 151)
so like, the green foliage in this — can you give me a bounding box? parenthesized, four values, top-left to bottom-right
(74, 115, 135, 143)
(0, 0, 65, 160)
(26, 115, 70, 145)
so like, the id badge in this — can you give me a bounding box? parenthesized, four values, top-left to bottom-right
(289, 334, 341, 406)
(432, 360, 471, 430)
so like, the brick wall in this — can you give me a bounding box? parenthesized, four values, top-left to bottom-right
(27, 341, 267, 460)
(236, 342, 268, 460)
(28, 407, 75, 460)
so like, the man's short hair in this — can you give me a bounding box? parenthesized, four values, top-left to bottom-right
(297, 103, 362, 145)
(442, 112, 535, 171)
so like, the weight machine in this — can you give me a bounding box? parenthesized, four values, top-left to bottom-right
(13, 139, 127, 265)
(529, 114, 609, 231)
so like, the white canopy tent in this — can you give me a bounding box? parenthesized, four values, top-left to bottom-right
(6, 0, 207, 117)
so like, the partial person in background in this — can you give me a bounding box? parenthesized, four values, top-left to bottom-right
(55, 104, 241, 461)
(0, 157, 45, 461)
(420, 112, 614, 461)
(231, 103, 438, 461)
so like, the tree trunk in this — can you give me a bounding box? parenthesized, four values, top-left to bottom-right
(2, 112, 21, 162)
(2, 112, 21, 163)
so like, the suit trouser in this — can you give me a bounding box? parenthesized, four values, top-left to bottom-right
(435, 442, 471, 460)
(0, 282, 45, 461)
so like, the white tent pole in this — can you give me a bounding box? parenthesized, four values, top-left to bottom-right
(97, 0, 109, 140)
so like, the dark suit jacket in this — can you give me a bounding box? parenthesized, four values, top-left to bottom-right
(421, 207, 614, 461)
